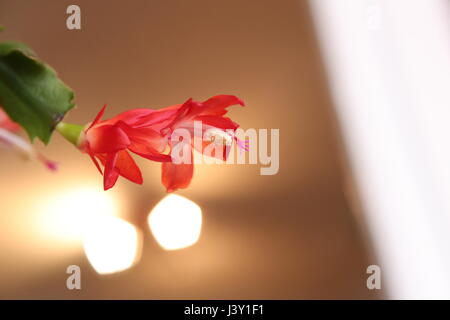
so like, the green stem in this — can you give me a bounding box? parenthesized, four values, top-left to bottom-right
(56, 122, 84, 146)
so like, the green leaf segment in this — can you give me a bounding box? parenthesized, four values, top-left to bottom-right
(0, 41, 75, 144)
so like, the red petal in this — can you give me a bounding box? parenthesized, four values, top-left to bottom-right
(101, 108, 153, 126)
(162, 98, 195, 130)
(86, 124, 131, 153)
(115, 121, 171, 162)
(114, 150, 143, 184)
(99, 150, 143, 190)
(89, 153, 103, 175)
(116, 121, 166, 151)
(201, 95, 245, 116)
(103, 152, 119, 190)
(161, 149, 194, 192)
(133, 105, 180, 130)
(160, 95, 243, 131)
(130, 147, 172, 162)
(102, 106, 180, 131)
(194, 115, 239, 130)
(88, 104, 107, 130)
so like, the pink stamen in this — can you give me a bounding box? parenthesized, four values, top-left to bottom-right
(235, 137, 250, 152)
(37, 154, 58, 172)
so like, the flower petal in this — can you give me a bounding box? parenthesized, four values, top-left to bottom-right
(86, 124, 131, 153)
(114, 120, 171, 162)
(103, 152, 119, 190)
(194, 115, 240, 130)
(90, 153, 103, 175)
(87, 104, 107, 130)
(97, 150, 143, 186)
(161, 149, 194, 192)
(116, 121, 166, 152)
(162, 98, 195, 130)
(132, 105, 180, 130)
(102, 106, 180, 131)
(130, 147, 172, 162)
(114, 150, 143, 184)
(201, 95, 245, 116)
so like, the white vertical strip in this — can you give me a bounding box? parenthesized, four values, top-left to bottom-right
(310, 0, 450, 299)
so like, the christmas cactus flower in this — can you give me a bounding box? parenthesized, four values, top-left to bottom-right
(0, 108, 57, 170)
(57, 95, 247, 192)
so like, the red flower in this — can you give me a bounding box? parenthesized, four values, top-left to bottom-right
(76, 105, 172, 190)
(58, 95, 246, 192)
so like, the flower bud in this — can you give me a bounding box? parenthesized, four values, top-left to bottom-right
(56, 122, 84, 147)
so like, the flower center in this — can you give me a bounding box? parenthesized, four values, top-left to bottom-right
(204, 128, 233, 146)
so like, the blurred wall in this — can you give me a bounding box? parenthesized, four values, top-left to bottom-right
(0, 0, 380, 299)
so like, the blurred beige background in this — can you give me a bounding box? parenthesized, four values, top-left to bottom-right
(0, 0, 380, 299)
